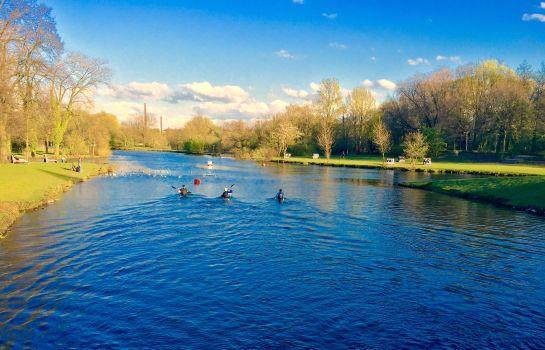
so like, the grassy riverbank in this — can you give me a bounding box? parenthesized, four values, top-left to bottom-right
(0, 162, 111, 236)
(278, 156, 545, 176)
(400, 176, 545, 214)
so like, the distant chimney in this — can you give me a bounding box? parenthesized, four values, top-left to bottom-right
(143, 103, 147, 129)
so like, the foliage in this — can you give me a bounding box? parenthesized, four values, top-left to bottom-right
(403, 131, 429, 166)
(422, 127, 447, 157)
(184, 139, 206, 154)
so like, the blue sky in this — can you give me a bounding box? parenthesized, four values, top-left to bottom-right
(44, 0, 545, 126)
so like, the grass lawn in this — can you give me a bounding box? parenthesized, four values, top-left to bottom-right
(0, 162, 109, 234)
(279, 155, 545, 176)
(400, 176, 545, 213)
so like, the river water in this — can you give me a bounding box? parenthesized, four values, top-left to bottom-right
(1, 151, 545, 349)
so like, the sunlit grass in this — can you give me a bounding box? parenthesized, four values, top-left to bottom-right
(0, 162, 108, 234)
(401, 176, 545, 212)
(280, 156, 545, 176)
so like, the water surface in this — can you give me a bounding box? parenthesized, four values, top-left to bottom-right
(1, 151, 545, 349)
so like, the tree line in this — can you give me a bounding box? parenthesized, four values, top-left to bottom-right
(159, 60, 545, 162)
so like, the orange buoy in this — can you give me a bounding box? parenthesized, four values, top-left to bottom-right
(194, 178, 201, 185)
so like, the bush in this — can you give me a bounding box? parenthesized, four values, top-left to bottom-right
(184, 139, 206, 154)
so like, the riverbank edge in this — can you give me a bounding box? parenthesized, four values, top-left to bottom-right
(399, 177, 545, 215)
(274, 158, 545, 176)
(0, 164, 111, 237)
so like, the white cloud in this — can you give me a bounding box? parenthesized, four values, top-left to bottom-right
(370, 56, 377, 61)
(541, 2, 545, 9)
(276, 49, 296, 59)
(436, 55, 461, 64)
(179, 81, 249, 103)
(292, 0, 304, 4)
(522, 13, 545, 22)
(282, 87, 310, 99)
(322, 13, 337, 19)
(328, 42, 347, 49)
(377, 79, 397, 91)
(100, 81, 171, 100)
(407, 57, 430, 66)
(361, 79, 374, 88)
(309, 82, 320, 92)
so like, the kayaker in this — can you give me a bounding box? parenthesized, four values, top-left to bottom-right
(221, 187, 232, 199)
(276, 189, 284, 202)
(179, 185, 189, 197)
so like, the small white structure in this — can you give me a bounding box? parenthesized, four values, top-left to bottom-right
(423, 157, 432, 165)
(312, 153, 320, 159)
(386, 158, 395, 165)
(398, 156, 406, 163)
(284, 153, 292, 159)
(11, 155, 28, 164)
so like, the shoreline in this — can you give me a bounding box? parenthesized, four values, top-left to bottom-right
(274, 157, 545, 176)
(399, 176, 545, 215)
(0, 162, 112, 237)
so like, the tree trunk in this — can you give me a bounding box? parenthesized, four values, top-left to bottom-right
(0, 120, 10, 163)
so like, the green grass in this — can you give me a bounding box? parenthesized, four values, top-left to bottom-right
(279, 155, 545, 176)
(401, 176, 545, 213)
(0, 162, 109, 235)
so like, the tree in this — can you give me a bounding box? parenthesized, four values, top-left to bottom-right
(403, 131, 428, 167)
(269, 117, 301, 157)
(372, 121, 391, 165)
(347, 87, 375, 153)
(315, 78, 344, 159)
(48, 52, 110, 155)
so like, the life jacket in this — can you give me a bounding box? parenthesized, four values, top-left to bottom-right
(277, 192, 284, 200)
(180, 188, 188, 196)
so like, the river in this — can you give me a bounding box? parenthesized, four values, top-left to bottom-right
(1, 151, 545, 349)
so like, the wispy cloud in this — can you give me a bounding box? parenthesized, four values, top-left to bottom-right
(292, 0, 304, 4)
(541, 2, 545, 9)
(407, 57, 430, 66)
(276, 49, 296, 59)
(328, 42, 347, 49)
(370, 56, 377, 61)
(436, 55, 461, 64)
(522, 13, 545, 22)
(322, 13, 337, 19)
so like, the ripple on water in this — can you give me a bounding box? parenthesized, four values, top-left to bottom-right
(1, 151, 545, 348)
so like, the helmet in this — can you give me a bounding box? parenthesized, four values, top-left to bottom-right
(224, 188, 228, 191)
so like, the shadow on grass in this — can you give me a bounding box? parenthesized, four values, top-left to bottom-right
(38, 168, 82, 182)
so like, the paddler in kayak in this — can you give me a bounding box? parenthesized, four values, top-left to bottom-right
(179, 185, 189, 197)
(276, 189, 285, 202)
(220, 187, 233, 199)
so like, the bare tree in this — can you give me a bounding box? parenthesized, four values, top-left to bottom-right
(269, 116, 301, 158)
(347, 87, 375, 153)
(47, 52, 110, 155)
(315, 78, 344, 159)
